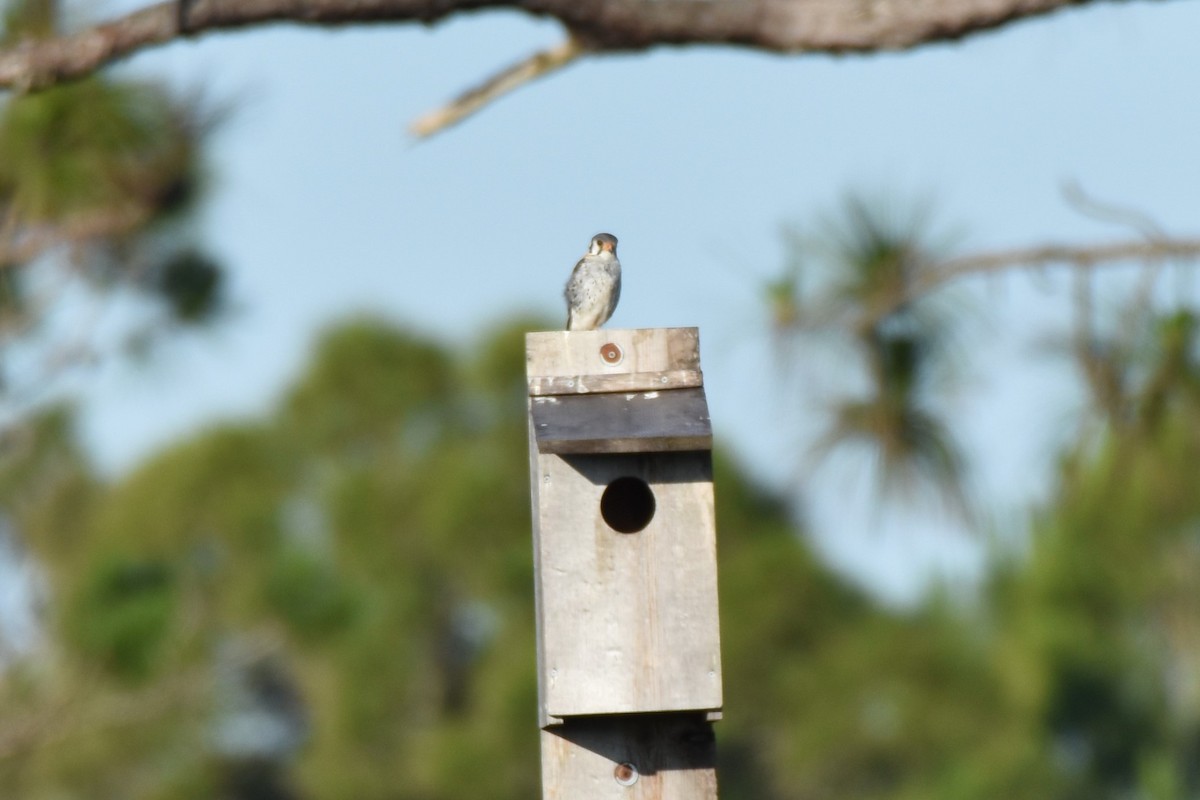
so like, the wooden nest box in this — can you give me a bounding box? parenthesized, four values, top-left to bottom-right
(526, 326, 723, 730)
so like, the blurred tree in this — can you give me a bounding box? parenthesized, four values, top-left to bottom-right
(780, 195, 969, 515)
(0, 309, 1195, 799)
(984, 303, 1200, 800)
(0, 0, 225, 411)
(757, 195, 1200, 799)
(771, 190, 1200, 522)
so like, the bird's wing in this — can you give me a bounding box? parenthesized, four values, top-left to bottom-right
(564, 256, 589, 328)
(564, 256, 588, 302)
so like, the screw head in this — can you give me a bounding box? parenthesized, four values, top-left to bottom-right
(600, 342, 623, 365)
(614, 762, 638, 786)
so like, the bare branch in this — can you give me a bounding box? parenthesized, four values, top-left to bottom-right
(1062, 180, 1167, 242)
(0, 208, 151, 267)
(932, 239, 1200, 281)
(842, 238, 1200, 330)
(0, 0, 1168, 92)
(409, 37, 585, 138)
(1062, 182, 1174, 368)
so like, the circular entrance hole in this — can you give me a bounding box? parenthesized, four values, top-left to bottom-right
(600, 477, 656, 533)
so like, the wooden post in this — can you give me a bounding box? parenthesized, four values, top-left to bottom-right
(526, 328, 722, 799)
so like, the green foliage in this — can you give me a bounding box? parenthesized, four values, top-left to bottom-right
(776, 193, 969, 514)
(0, 78, 198, 225)
(152, 248, 224, 323)
(1, 311, 1198, 799)
(281, 319, 455, 452)
(1, 0, 57, 44)
(71, 555, 177, 680)
(0, 0, 227, 398)
(815, 194, 942, 316)
(264, 548, 362, 643)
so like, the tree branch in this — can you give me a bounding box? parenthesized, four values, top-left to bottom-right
(0, 0, 1168, 92)
(932, 238, 1200, 280)
(409, 37, 585, 138)
(848, 238, 1200, 329)
(0, 208, 151, 267)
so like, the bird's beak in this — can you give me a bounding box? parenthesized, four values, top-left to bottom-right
(601, 242, 615, 253)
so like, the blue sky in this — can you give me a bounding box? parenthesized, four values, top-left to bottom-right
(40, 0, 1200, 604)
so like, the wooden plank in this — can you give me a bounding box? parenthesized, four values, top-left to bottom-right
(526, 328, 702, 396)
(529, 445, 723, 725)
(530, 388, 712, 455)
(529, 369, 702, 396)
(541, 714, 718, 800)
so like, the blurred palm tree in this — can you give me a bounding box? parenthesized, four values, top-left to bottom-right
(774, 193, 969, 515)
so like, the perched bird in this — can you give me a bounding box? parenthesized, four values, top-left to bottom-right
(564, 233, 621, 331)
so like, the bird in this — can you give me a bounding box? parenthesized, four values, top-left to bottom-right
(564, 233, 621, 331)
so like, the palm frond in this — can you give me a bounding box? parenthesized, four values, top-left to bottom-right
(814, 392, 969, 516)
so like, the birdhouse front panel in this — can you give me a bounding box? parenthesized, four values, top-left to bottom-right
(531, 447, 723, 721)
(526, 327, 724, 725)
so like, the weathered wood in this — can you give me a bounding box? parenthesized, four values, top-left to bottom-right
(530, 388, 713, 455)
(526, 328, 702, 396)
(540, 714, 718, 800)
(527, 327, 723, 798)
(530, 369, 703, 396)
(529, 445, 722, 725)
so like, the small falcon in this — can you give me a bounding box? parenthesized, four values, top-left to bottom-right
(564, 233, 621, 331)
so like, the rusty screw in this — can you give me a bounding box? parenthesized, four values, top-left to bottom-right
(614, 762, 639, 786)
(600, 342, 623, 365)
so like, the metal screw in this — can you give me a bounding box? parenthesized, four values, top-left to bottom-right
(614, 762, 638, 786)
(600, 342, 624, 365)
